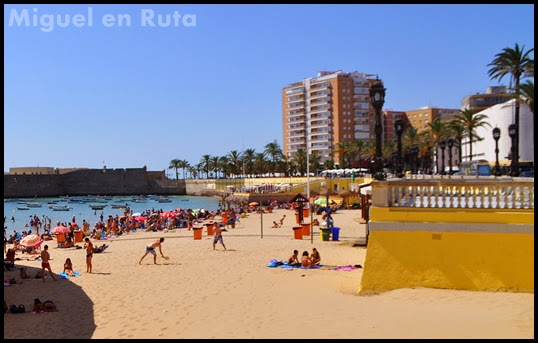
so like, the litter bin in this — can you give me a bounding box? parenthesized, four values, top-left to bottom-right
(205, 222, 214, 236)
(331, 227, 340, 241)
(74, 230, 83, 242)
(56, 233, 66, 245)
(193, 227, 203, 240)
(294, 209, 301, 224)
(303, 207, 309, 218)
(320, 227, 330, 241)
(292, 226, 303, 240)
(301, 223, 311, 236)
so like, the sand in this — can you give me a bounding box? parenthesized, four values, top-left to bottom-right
(4, 208, 534, 339)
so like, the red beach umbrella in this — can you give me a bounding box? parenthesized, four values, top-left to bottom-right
(51, 226, 70, 234)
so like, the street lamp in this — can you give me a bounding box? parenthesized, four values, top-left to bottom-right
(410, 145, 419, 174)
(369, 79, 386, 181)
(492, 127, 501, 176)
(447, 138, 454, 174)
(439, 140, 446, 175)
(508, 124, 517, 176)
(394, 118, 404, 177)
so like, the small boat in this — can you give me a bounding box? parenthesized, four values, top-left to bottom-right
(89, 204, 107, 210)
(111, 203, 128, 209)
(52, 205, 71, 211)
(26, 202, 42, 208)
(156, 198, 172, 203)
(17, 205, 30, 210)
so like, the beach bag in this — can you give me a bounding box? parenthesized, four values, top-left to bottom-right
(17, 304, 25, 313)
(9, 304, 18, 314)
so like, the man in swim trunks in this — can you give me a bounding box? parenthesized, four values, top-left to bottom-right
(40, 245, 57, 282)
(213, 224, 226, 251)
(84, 237, 94, 273)
(139, 238, 165, 265)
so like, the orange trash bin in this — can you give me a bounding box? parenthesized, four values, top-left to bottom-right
(56, 233, 66, 245)
(74, 230, 83, 242)
(193, 227, 203, 240)
(205, 222, 214, 236)
(293, 226, 303, 240)
(301, 223, 311, 236)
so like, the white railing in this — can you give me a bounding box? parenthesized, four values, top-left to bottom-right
(384, 176, 534, 209)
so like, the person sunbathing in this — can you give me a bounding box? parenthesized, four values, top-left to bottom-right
(63, 258, 75, 276)
(94, 244, 109, 253)
(20, 266, 31, 279)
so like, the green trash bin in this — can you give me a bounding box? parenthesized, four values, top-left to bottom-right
(320, 227, 330, 241)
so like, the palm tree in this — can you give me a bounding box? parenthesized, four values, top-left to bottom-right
(178, 159, 190, 179)
(210, 156, 220, 178)
(427, 119, 447, 173)
(518, 80, 534, 114)
(309, 151, 322, 176)
(292, 148, 308, 176)
(168, 158, 181, 180)
(254, 152, 267, 176)
(488, 43, 534, 175)
(454, 108, 491, 162)
(200, 155, 212, 179)
(227, 150, 242, 177)
(351, 139, 367, 168)
(242, 148, 256, 177)
(403, 127, 419, 172)
(447, 120, 465, 167)
(264, 140, 283, 176)
(218, 156, 230, 179)
(334, 141, 352, 168)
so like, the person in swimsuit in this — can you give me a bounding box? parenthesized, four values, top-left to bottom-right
(84, 238, 94, 273)
(40, 245, 57, 282)
(63, 258, 75, 276)
(301, 250, 314, 268)
(288, 250, 300, 266)
(139, 238, 165, 265)
(310, 247, 321, 265)
(213, 225, 227, 251)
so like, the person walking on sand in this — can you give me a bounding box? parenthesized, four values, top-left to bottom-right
(139, 238, 165, 265)
(213, 224, 227, 251)
(84, 237, 94, 273)
(40, 245, 57, 282)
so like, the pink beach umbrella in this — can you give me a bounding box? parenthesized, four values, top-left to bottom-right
(19, 234, 42, 247)
(51, 226, 70, 234)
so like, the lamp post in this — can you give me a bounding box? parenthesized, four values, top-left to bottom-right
(508, 124, 517, 176)
(411, 145, 419, 174)
(439, 140, 446, 175)
(492, 127, 501, 176)
(369, 79, 386, 181)
(447, 138, 454, 174)
(394, 118, 404, 177)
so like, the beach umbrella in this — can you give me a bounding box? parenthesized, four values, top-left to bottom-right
(249, 201, 259, 206)
(51, 226, 70, 234)
(314, 198, 328, 206)
(132, 212, 142, 217)
(19, 234, 42, 247)
(134, 216, 147, 222)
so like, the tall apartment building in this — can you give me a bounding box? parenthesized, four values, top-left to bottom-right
(404, 107, 459, 134)
(282, 70, 379, 165)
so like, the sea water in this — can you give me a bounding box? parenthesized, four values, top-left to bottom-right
(4, 195, 220, 231)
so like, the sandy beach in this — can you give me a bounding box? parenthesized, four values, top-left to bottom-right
(4, 207, 534, 339)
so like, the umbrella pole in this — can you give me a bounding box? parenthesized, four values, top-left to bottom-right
(260, 195, 263, 239)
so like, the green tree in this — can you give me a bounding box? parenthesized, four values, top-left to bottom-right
(168, 158, 181, 180)
(427, 119, 448, 173)
(200, 155, 212, 179)
(309, 151, 322, 176)
(227, 150, 242, 177)
(264, 140, 283, 176)
(447, 120, 466, 167)
(292, 148, 308, 176)
(177, 159, 190, 180)
(454, 108, 491, 162)
(242, 148, 256, 176)
(488, 43, 534, 175)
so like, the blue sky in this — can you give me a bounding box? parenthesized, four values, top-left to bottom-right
(4, 4, 534, 175)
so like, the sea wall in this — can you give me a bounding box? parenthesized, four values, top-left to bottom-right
(4, 168, 186, 198)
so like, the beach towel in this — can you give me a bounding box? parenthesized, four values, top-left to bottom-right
(58, 271, 81, 279)
(266, 260, 360, 271)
